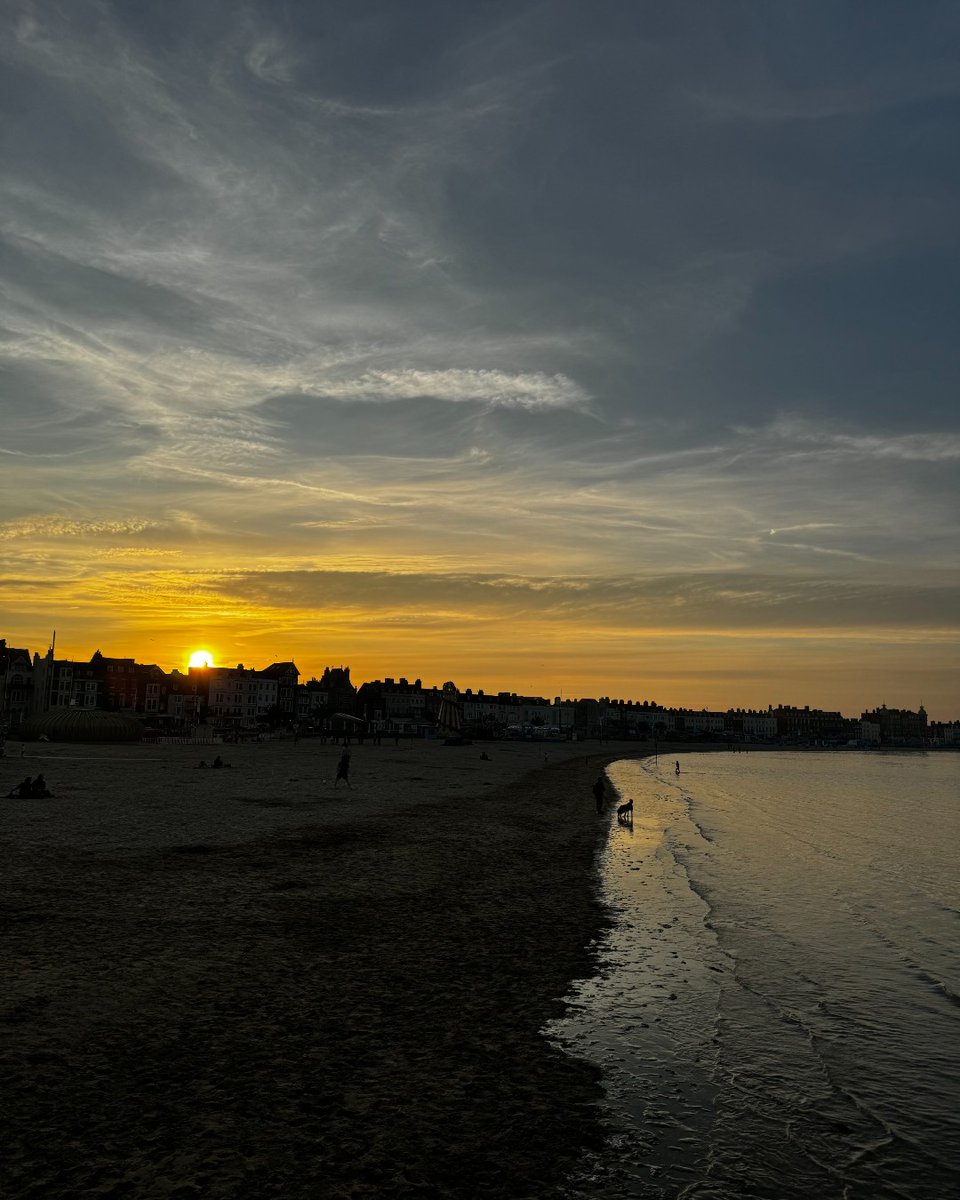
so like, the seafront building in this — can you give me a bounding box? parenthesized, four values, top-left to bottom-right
(0, 634, 947, 747)
(929, 719, 960, 746)
(859, 704, 928, 746)
(190, 664, 280, 732)
(0, 642, 34, 727)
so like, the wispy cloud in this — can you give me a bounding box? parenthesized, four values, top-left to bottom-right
(0, 515, 158, 540)
(738, 418, 960, 463)
(302, 368, 589, 410)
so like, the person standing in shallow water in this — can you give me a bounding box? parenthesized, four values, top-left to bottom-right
(335, 750, 352, 788)
(593, 774, 606, 814)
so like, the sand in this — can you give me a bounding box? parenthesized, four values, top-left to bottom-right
(1, 737, 635, 1199)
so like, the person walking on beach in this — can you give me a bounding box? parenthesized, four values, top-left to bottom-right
(335, 750, 352, 788)
(593, 774, 606, 814)
(675, 760, 681, 776)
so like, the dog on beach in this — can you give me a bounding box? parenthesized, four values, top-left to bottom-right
(617, 799, 633, 821)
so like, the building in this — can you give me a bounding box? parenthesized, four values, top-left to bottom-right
(457, 690, 576, 737)
(929, 720, 960, 746)
(0, 641, 37, 729)
(297, 681, 329, 724)
(672, 708, 726, 736)
(379, 677, 427, 723)
(48, 656, 101, 710)
(136, 664, 167, 718)
(859, 719, 882, 745)
(91, 651, 139, 711)
(722, 709, 778, 740)
(260, 661, 300, 721)
(192, 665, 279, 731)
(860, 705, 928, 747)
(769, 705, 846, 744)
(161, 669, 201, 729)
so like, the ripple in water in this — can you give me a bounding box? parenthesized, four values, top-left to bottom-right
(549, 751, 960, 1199)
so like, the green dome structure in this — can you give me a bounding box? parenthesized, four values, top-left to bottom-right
(18, 709, 144, 743)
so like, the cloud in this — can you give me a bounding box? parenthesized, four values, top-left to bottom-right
(300, 368, 590, 410)
(4, 562, 956, 646)
(0, 515, 158, 540)
(243, 35, 296, 87)
(739, 418, 960, 463)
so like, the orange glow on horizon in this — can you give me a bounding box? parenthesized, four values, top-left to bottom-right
(2, 575, 956, 718)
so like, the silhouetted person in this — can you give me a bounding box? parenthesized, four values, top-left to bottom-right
(30, 774, 49, 797)
(213, 755, 223, 768)
(593, 774, 606, 814)
(335, 750, 352, 788)
(7, 776, 32, 798)
(675, 760, 680, 776)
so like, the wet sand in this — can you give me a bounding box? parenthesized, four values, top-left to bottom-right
(1, 738, 633, 1199)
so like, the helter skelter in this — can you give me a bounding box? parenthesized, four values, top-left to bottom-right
(435, 681, 468, 745)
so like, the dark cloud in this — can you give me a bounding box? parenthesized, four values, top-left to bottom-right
(220, 567, 960, 633)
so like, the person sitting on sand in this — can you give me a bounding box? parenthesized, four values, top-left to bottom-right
(335, 750, 351, 788)
(212, 755, 223, 768)
(198, 759, 208, 768)
(29, 774, 50, 798)
(6, 776, 32, 798)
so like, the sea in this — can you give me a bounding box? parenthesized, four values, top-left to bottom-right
(552, 750, 960, 1200)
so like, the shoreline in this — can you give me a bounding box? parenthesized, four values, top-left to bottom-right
(2, 739, 636, 1198)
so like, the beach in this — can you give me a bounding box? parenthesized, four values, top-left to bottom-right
(1, 738, 630, 1199)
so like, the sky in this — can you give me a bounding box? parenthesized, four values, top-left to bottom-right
(1, 0, 958, 718)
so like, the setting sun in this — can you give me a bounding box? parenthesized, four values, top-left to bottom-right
(188, 649, 214, 669)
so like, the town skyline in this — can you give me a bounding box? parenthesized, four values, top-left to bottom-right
(3, 631, 954, 724)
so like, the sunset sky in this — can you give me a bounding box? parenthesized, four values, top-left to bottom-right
(2, 1, 958, 717)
